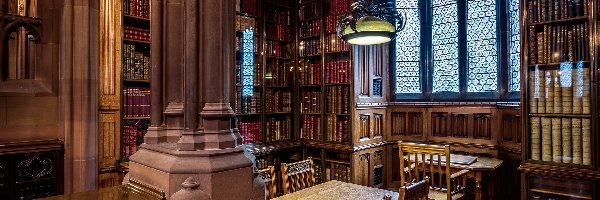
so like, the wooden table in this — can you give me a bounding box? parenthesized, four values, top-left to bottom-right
(405, 154, 503, 200)
(272, 180, 399, 200)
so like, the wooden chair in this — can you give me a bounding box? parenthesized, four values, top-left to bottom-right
(398, 141, 469, 200)
(281, 158, 315, 194)
(258, 166, 277, 199)
(399, 177, 430, 200)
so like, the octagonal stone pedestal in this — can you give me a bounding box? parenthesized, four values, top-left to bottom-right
(127, 143, 265, 200)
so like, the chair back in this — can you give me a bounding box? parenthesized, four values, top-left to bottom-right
(398, 141, 451, 200)
(399, 177, 430, 200)
(258, 166, 276, 199)
(281, 158, 315, 194)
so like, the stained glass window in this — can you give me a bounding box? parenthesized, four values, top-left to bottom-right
(432, 0, 459, 93)
(509, 0, 521, 91)
(242, 29, 255, 97)
(467, 0, 497, 92)
(395, 0, 421, 93)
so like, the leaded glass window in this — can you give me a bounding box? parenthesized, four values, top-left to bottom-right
(432, 0, 459, 93)
(467, 0, 498, 92)
(242, 29, 255, 97)
(509, 0, 521, 92)
(395, 0, 421, 93)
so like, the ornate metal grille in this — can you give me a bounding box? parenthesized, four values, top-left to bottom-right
(432, 0, 459, 93)
(395, 0, 421, 94)
(467, 0, 498, 92)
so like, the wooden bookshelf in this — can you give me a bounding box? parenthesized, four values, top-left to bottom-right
(521, 0, 600, 199)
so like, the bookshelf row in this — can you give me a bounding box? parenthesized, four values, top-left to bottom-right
(527, 66, 591, 115)
(527, 23, 590, 65)
(529, 117, 591, 165)
(526, 0, 588, 24)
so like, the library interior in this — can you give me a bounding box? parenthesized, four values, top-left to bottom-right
(0, 0, 598, 199)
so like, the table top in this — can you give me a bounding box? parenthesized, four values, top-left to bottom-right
(405, 153, 503, 170)
(272, 180, 399, 200)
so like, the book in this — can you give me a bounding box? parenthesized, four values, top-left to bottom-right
(551, 118, 562, 163)
(552, 70, 562, 113)
(266, 117, 291, 142)
(529, 71, 538, 113)
(561, 118, 572, 163)
(536, 68, 546, 113)
(571, 118, 582, 164)
(531, 117, 541, 160)
(582, 118, 591, 165)
(301, 115, 321, 140)
(582, 67, 590, 114)
(265, 90, 292, 113)
(544, 70, 554, 113)
(541, 117, 552, 161)
(238, 118, 262, 144)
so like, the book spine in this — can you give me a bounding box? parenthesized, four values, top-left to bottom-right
(552, 70, 562, 113)
(572, 118, 582, 164)
(551, 118, 562, 163)
(529, 71, 538, 113)
(582, 118, 591, 165)
(531, 117, 541, 160)
(544, 70, 554, 113)
(561, 118, 572, 163)
(582, 67, 590, 113)
(541, 117, 552, 161)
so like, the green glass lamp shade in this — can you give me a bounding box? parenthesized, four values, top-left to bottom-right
(342, 16, 395, 45)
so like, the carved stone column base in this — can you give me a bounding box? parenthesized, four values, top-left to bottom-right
(127, 143, 265, 200)
(145, 125, 166, 144)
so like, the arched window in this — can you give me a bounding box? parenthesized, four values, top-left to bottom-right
(1, 0, 41, 81)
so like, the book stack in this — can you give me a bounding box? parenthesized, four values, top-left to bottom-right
(123, 44, 150, 81)
(328, 0, 350, 15)
(301, 115, 321, 140)
(123, 86, 151, 118)
(267, 24, 291, 42)
(235, 15, 260, 32)
(299, 20, 321, 38)
(313, 162, 322, 183)
(266, 117, 291, 142)
(124, 26, 150, 42)
(122, 125, 144, 159)
(300, 61, 322, 85)
(326, 34, 350, 53)
(528, 23, 589, 65)
(266, 41, 293, 58)
(529, 65, 590, 114)
(327, 162, 351, 182)
(299, 39, 322, 57)
(266, 60, 292, 87)
(238, 120, 262, 144)
(326, 86, 350, 114)
(123, 0, 150, 18)
(301, 91, 321, 113)
(236, 91, 261, 113)
(325, 60, 350, 83)
(326, 15, 344, 33)
(265, 90, 292, 113)
(326, 115, 349, 143)
(530, 116, 591, 165)
(526, 0, 588, 23)
(265, 9, 291, 25)
(299, 1, 320, 21)
(236, 0, 262, 17)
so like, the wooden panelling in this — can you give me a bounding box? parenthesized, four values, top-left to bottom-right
(373, 113, 383, 138)
(359, 114, 370, 139)
(391, 112, 423, 137)
(473, 113, 492, 139)
(372, 150, 384, 188)
(99, 112, 120, 169)
(432, 112, 449, 137)
(451, 113, 469, 138)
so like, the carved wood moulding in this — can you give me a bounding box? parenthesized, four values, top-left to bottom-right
(519, 163, 600, 181)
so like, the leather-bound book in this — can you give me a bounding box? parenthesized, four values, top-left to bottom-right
(561, 118, 572, 163)
(552, 70, 562, 113)
(582, 118, 591, 165)
(541, 117, 552, 161)
(551, 118, 562, 163)
(572, 118, 582, 164)
(531, 117, 542, 160)
(545, 70, 554, 113)
(530, 71, 538, 113)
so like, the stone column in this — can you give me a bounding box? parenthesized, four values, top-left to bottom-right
(127, 0, 264, 199)
(145, 0, 165, 144)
